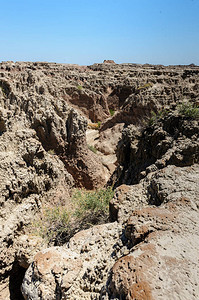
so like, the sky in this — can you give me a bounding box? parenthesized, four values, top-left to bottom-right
(0, 0, 198, 65)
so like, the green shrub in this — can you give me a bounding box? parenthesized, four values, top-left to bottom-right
(32, 206, 70, 244)
(31, 187, 114, 245)
(72, 187, 114, 217)
(148, 109, 169, 125)
(109, 109, 115, 116)
(97, 121, 101, 128)
(77, 84, 83, 90)
(178, 102, 199, 119)
(138, 82, 153, 90)
(47, 149, 55, 155)
(88, 144, 97, 153)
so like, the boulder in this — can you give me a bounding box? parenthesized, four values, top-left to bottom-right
(21, 165, 199, 299)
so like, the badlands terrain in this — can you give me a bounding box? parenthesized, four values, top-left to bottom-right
(0, 60, 199, 299)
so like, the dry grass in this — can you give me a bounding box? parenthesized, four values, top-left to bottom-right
(31, 187, 114, 245)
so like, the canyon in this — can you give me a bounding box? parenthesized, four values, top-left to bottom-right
(0, 60, 198, 299)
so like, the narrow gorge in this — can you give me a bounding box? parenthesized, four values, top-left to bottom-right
(0, 61, 198, 299)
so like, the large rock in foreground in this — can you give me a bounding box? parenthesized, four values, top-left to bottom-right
(22, 223, 123, 300)
(108, 166, 199, 300)
(21, 165, 199, 299)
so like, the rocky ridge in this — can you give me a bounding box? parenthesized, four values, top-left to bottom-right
(0, 61, 198, 299)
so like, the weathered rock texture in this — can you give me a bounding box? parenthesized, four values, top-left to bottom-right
(0, 62, 108, 189)
(108, 165, 199, 300)
(112, 112, 199, 187)
(21, 165, 199, 299)
(0, 61, 110, 298)
(22, 223, 124, 300)
(0, 61, 199, 299)
(0, 127, 73, 299)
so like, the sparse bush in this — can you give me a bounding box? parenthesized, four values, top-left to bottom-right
(77, 84, 83, 90)
(97, 121, 101, 128)
(178, 102, 199, 119)
(31, 187, 114, 245)
(32, 206, 70, 244)
(109, 109, 115, 116)
(47, 149, 55, 155)
(138, 82, 153, 90)
(88, 144, 97, 153)
(148, 109, 169, 125)
(72, 187, 114, 217)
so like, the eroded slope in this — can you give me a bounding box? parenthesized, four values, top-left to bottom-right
(0, 61, 199, 299)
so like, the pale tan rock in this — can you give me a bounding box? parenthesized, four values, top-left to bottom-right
(96, 123, 124, 155)
(109, 183, 148, 223)
(0, 128, 74, 296)
(0, 61, 199, 299)
(22, 165, 199, 299)
(108, 165, 199, 299)
(22, 223, 123, 300)
(112, 112, 199, 186)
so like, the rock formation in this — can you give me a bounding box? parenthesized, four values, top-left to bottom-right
(21, 165, 199, 300)
(0, 61, 198, 299)
(108, 165, 199, 300)
(111, 110, 199, 187)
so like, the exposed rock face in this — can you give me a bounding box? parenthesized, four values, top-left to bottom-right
(90, 63, 199, 130)
(21, 165, 199, 299)
(108, 165, 199, 300)
(0, 62, 108, 189)
(0, 127, 73, 298)
(0, 61, 199, 299)
(64, 109, 107, 189)
(112, 112, 199, 187)
(22, 247, 83, 300)
(103, 60, 116, 64)
(22, 223, 124, 300)
(0, 61, 111, 297)
(1, 61, 199, 124)
(96, 123, 124, 155)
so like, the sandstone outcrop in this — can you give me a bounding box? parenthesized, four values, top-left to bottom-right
(103, 60, 116, 63)
(64, 109, 107, 189)
(0, 62, 108, 188)
(22, 222, 124, 300)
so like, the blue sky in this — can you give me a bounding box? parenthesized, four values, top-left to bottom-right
(0, 0, 198, 65)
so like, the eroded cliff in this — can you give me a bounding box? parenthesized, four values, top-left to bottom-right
(0, 61, 198, 299)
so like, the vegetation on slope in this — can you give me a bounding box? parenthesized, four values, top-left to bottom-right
(31, 187, 114, 245)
